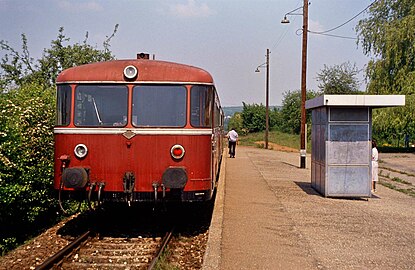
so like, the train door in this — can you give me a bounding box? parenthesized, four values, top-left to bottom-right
(211, 92, 221, 190)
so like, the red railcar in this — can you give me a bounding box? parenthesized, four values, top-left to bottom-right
(54, 56, 223, 210)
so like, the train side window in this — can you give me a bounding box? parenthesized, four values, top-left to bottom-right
(132, 85, 187, 127)
(74, 85, 128, 127)
(56, 84, 72, 126)
(190, 85, 212, 128)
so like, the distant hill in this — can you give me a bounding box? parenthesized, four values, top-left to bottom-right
(223, 105, 281, 118)
(223, 106, 243, 118)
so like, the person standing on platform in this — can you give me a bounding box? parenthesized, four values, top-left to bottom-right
(372, 140, 379, 192)
(227, 128, 238, 158)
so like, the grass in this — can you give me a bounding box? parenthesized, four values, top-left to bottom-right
(379, 181, 415, 197)
(379, 166, 415, 178)
(391, 177, 413, 186)
(238, 130, 311, 151)
(154, 247, 180, 270)
(379, 170, 413, 186)
(378, 169, 415, 197)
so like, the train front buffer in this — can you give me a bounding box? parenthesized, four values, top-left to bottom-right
(54, 134, 213, 207)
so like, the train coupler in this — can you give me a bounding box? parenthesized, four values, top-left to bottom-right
(87, 182, 97, 201)
(152, 182, 159, 201)
(123, 172, 135, 207)
(87, 181, 105, 210)
(97, 182, 105, 204)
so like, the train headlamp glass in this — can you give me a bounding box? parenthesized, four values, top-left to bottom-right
(171, 144, 185, 160)
(74, 144, 88, 159)
(123, 65, 138, 79)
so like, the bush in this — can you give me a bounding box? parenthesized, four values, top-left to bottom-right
(241, 102, 266, 133)
(377, 146, 415, 153)
(227, 112, 245, 134)
(0, 83, 58, 254)
(280, 90, 316, 134)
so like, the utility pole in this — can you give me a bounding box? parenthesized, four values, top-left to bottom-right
(265, 48, 270, 150)
(300, 0, 308, 168)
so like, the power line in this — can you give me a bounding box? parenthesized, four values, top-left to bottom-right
(271, 21, 293, 50)
(308, 31, 357, 40)
(310, 0, 379, 35)
(271, 0, 302, 51)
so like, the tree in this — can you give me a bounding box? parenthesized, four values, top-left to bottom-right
(316, 62, 361, 94)
(356, 0, 415, 95)
(1, 25, 118, 90)
(269, 107, 284, 131)
(280, 90, 316, 134)
(241, 102, 266, 133)
(356, 0, 415, 144)
(0, 83, 55, 253)
(227, 112, 244, 134)
(372, 96, 415, 146)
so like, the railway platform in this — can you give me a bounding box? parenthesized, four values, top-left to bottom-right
(202, 146, 415, 270)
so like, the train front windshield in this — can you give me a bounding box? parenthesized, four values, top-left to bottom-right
(74, 85, 128, 127)
(56, 84, 214, 128)
(132, 85, 187, 127)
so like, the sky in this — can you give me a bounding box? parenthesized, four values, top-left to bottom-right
(0, 0, 374, 106)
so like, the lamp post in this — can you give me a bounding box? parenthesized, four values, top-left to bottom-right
(281, 0, 308, 168)
(255, 48, 270, 149)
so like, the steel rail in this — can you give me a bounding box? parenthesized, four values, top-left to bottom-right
(35, 230, 92, 270)
(147, 228, 174, 270)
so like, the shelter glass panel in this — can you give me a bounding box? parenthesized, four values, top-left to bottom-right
(329, 124, 369, 142)
(330, 107, 368, 122)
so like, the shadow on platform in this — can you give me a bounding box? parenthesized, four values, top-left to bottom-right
(294, 181, 320, 196)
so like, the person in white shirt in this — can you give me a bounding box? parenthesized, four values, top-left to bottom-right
(372, 140, 379, 192)
(226, 128, 238, 158)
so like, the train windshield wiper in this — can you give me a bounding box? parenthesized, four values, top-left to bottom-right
(92, 97, 103, 125)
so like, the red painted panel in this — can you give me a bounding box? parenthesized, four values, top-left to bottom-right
(54, 134, 212, 192)
(57, 60, 214, 84)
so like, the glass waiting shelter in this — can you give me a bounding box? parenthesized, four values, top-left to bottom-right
(305, 95, 405, 198)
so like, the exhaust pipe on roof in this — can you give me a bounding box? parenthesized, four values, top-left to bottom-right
(137, 53, 150, 59)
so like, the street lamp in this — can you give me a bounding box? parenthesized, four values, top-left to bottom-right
(255, 48, 270, 149)
(282, 0, 309, 169)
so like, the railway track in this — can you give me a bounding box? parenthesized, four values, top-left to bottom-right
(377, 153, 415, 197)
(378, 166, 415, 197)
(35, 228, 174, 270)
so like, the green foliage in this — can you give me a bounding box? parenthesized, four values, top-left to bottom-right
(1, 25, 118, 90)
(378, 146, 415, 153)
(229, 90, 315, 136)
(227, 112, 244, 134)
(241, 102, 267, 133)
(356, 0, 415, 95)
(237, 130, 312, 152)
(269, 107, 283, 131)
(238, 103, 283, 134)
(0, 83, 57, 254)
(0, 26, 117, 254)
(280, 90, 316, 134)
(356, 1, 415, 145)
(316, 62, 361, 94)
(372, 95, 415, 146)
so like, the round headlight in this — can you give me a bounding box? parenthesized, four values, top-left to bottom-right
(123, 65, 138, 79)
(74, 144, 88, 159)
(171, 144, 185, 160)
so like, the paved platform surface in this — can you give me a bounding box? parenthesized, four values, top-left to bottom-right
(203, 146, 415, 270)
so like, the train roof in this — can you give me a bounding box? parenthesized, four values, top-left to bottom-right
(56, 59, 214, 84)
